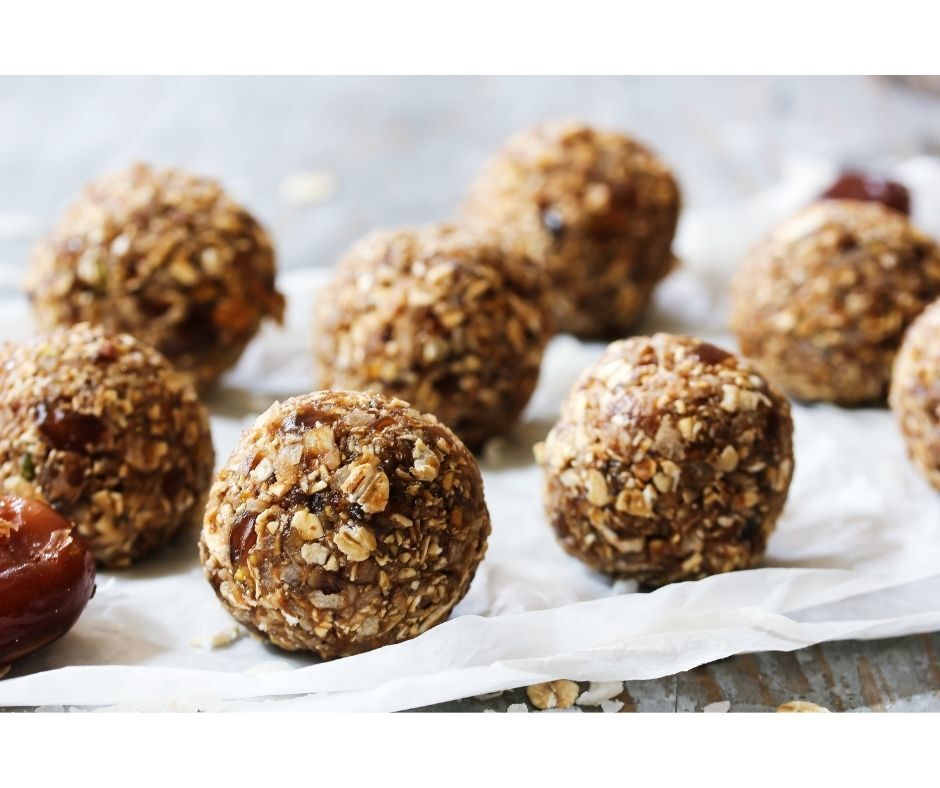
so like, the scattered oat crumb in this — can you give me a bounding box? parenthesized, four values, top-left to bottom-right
(279, 170, 336, 206)
(527, 679, 581, 710)
(703, 700, 731, 713)
(481, 436, 509, 465)
(600, 699, 624, 713)
(576, 681, 624, 706)
(777, 700, 830, 713)
(190, 626, 244, 650)
(506, 703, 529, 713)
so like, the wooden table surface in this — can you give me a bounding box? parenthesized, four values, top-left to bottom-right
(1, 76, 939, 712)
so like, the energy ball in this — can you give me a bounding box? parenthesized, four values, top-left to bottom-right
(0, 323, 215, 567)
(199, 390, 490, 660)
(313, 224, 551, 450)
(890, 299, 940, 491)
(730, 200, 940, 404)
(25, 163, 285, 390)
(536, 334, 794, 587)
(464, 120, 681, 338)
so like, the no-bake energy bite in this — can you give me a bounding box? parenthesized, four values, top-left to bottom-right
(536, 334, 794, 587)
(0, 323, 215, 567)
(464, 120, 680, 338)
(730, 200, 940, 405)
(890, 299, 940, 491)
(25, 163, 285, 390)
(313, 224, 551, 449)
(199, 390, 490, 660)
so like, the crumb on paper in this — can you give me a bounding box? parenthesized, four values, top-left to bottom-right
(600, 699, 624, 713)
(190, 626, 244, 650)
(703, 700, 731, 713)
(481, 436, 509, 465)
(279, 170, 336, 206)
(527, 679, 580, 710)
(506, 703, 529, 713)
(576, 681, 624, 706)
(777, 700, 830, 713)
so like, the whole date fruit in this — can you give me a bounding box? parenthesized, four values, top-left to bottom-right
(821, 171, 911, 216)
(0, 495, 96, 665)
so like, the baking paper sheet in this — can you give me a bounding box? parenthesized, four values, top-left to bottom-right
(3, 155, 940, 711)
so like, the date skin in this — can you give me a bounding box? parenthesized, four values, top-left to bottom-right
(821, 171, 911, 216)
(0, 496, 96, 665)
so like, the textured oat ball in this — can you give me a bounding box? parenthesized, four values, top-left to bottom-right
(313, 224, 551, 449)
(464, 120, 680, 338)
(25, 164, 285, 389)
(536, 334, 794, 587)
(730, 200, 940, 405)
(199, 390, 490, 660)
(890, 299, 940, 491)
(0, 323, 215, 567)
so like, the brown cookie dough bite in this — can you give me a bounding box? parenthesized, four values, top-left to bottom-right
(25, 163, 285, 390)
(890, 299, 940, 491)
(536, 334, 794, 587)
(200, 390, 490, 660)
(464, 119, 680, 339)
(313, 224, 551, 450)
(0, 323, 215, 567)
(730, 200, 940, 405)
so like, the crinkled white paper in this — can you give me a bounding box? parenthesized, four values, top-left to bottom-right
(3, 155, 940, 711)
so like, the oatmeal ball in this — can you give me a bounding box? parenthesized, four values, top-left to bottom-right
(199, 390, 490, 660)
(536, 334, 794, 587)
(0, 323, 214, 567)
(890, 299, 940, 491)
(464, 120, 681, 338)
(730, 200, 940, 405)
(25, 163, 285, 389)
(313, 224, 551, 449)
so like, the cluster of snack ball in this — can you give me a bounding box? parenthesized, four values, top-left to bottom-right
(5, 122, 940, 669)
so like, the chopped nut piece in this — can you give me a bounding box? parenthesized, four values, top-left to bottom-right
(777, 700, 830, 713)
(526, 680, 581, 710)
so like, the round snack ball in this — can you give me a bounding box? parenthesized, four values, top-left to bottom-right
(890, 299, 940, 491)
(199, 390, 490, 659)
(25, 163, 285, 390)
(536, 334, 794, 587)
(313, 224, 551, 450)
(730, 200, 940, 405)
(0, 323, 215, 567)
(464, 120, 680, 338)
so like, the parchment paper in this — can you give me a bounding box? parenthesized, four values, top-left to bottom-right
(3, 155, 940, 711)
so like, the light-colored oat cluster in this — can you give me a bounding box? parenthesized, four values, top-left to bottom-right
(536, 334, 794, 587)
(0, 323, 214, 567)
(313, 224, 551, 449)
(199, 390, 490, 660)
(464, 119, 680, 339)
(25, 163, 285, 390)
(730, 200, 940, 405)
(890, 299, 940, 491)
